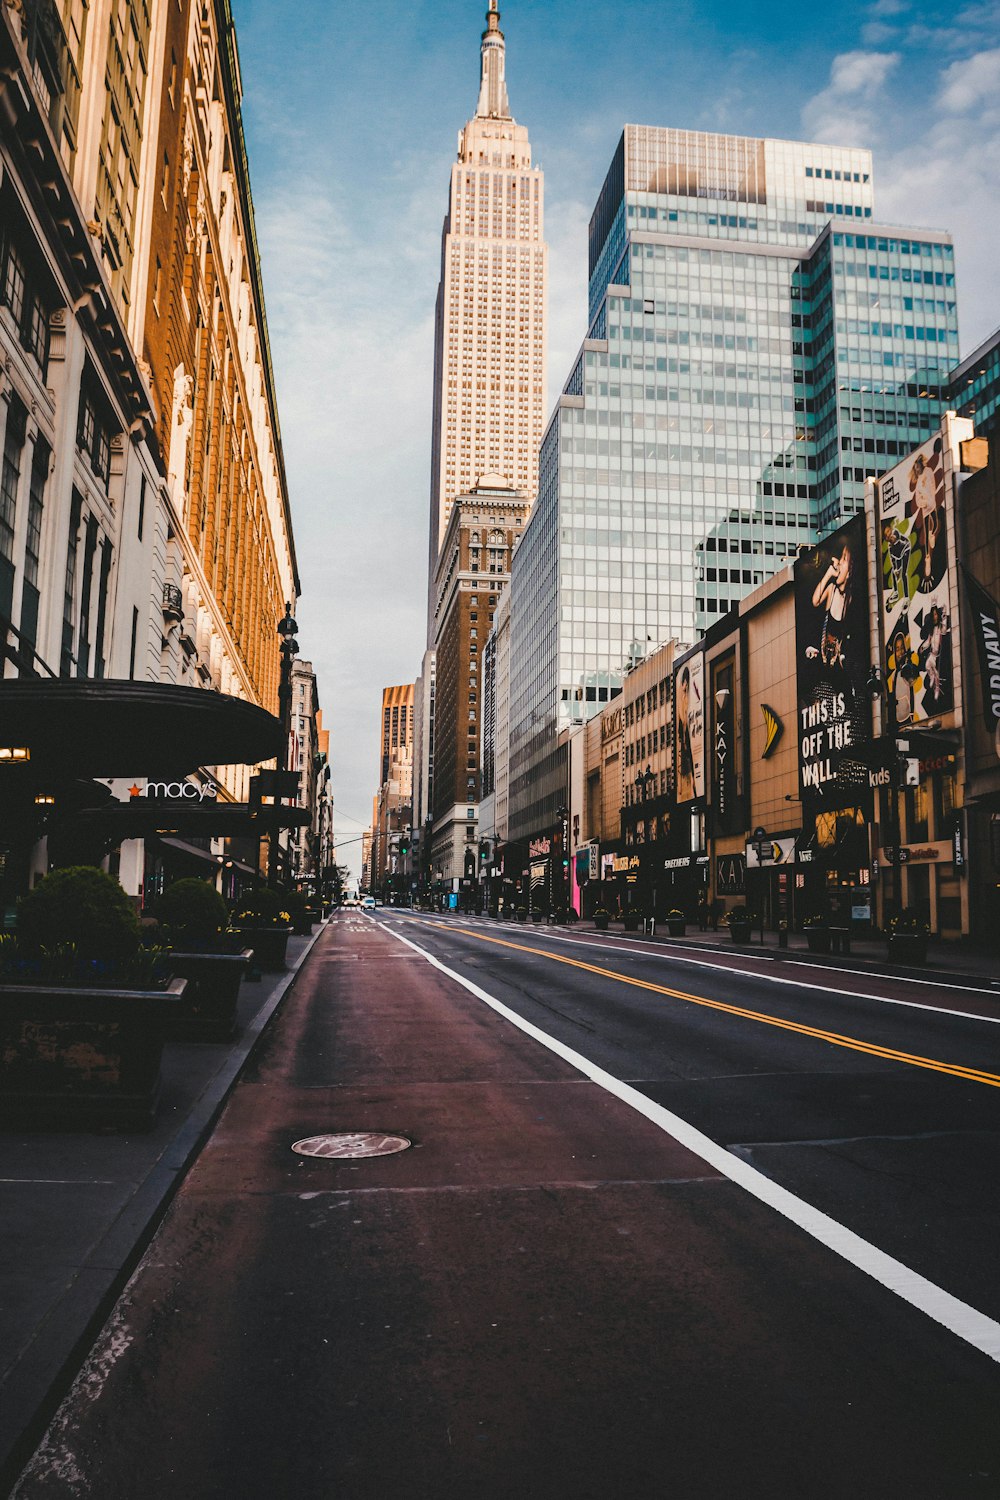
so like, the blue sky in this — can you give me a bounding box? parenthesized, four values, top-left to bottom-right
(231, 0, 1000, 874)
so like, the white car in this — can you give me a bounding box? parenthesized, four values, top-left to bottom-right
(360, 896, 377, 911)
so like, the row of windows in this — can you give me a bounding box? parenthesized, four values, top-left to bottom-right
(0, 221, 51, 372)
(805, 166, 868, 183)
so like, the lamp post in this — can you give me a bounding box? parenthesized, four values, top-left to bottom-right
(866, 663, 902, 927)
(269, 602, 299, 886)
(556, 804, 569, 916)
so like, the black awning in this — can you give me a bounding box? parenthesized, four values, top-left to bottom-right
(0, 679, 283, 778)
(69, 800, 310, 839)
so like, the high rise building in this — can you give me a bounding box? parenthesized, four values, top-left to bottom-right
(426, 0, 546, 576)
(373, 683, 415, 894)
(0, 0, 302, 910)
(428, 478, 528, 890)
(507, 126, 959, 843)
(948, 325, 1000, 444)
(380, 683, 414, 788)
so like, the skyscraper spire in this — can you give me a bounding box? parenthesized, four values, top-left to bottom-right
(476, 0, 511, 120)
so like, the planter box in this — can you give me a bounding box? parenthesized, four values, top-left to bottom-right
(531, 913, 545, 924)
(888, 934, 928, 965)
(622, 915, 641, 932)
(593, 916, 609, 931)
(0, 978, 186, 1131)
(229, 925, 291, 971)
(165, 950, 253, 1041)
(729, 922, 752, 945)
(805, 928, 831, 954)
(292, 916, 314, 937)
(666, 919, 686, 938)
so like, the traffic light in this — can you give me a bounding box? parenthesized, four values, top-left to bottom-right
(400, 837, 410, 856)
(479, 838, 491, 864)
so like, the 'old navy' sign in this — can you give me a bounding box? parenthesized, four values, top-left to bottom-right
(133, 780, 218, 801)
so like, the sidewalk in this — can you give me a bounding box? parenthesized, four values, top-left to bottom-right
(0, 925, 325, 1492)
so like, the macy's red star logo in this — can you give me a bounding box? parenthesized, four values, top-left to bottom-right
(128, 784, 142, 799)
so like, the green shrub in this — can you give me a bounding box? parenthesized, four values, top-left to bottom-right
(280, 888, 308, 921)
(157, 878, 229, 943)
(230, 886, 291, 927)
(17, 867, 139, 959)
(890, 907, 929, 936)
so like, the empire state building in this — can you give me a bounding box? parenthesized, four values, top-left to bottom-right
(427, 1, 548, 574)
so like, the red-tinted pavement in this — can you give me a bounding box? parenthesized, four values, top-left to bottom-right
(12, 914, 1000, 1499)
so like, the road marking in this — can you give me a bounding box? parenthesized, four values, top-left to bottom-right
(380, 921, 1000, 1366)
(407, 921, 1000, 1088)
(403, 914, 1000, 1027)
(541, 932, 1000, 1025)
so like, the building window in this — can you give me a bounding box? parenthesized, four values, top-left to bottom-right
(0, 219, 51, 372)
(0, 396, 27, 618)
(76, 374, 114, 485)
(60, 489, 83, 676)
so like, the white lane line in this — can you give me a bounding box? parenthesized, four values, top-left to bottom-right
(397, 915, 999, 1023)
(406, 914, 1000, 999)
(784, 959, 1000, 993)
(381, 920, 1000, 1365)
(510, 928, 1000, 1027)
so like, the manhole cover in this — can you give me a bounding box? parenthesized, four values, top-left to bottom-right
(291, 1132, 412, 1160)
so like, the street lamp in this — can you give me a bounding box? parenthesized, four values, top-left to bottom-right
(866, 663, 903, 925)
(556, 804, 569, 914)
(269, 602, 299, 886)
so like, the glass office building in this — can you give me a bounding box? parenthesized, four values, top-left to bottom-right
(949, 325, 1000, 444)
(507, 127, 959, 842)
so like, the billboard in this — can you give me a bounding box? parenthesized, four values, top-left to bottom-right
(794, 513, 873, 804)
(875, 435, 954, 725)
(962, 567, 1000, 758)
(712, 658, 740, 835)
(674, 651, 705, 805)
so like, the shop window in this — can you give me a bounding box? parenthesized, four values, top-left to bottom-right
(906, 782, 929, 843)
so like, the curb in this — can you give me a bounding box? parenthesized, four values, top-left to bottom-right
(0, 922, 327, 1496)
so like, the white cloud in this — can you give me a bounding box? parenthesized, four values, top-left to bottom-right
(879, 110, 1000, 351)
(800, 41, 1000, 352)
(801, 50, 901, 146)
(937, 46, 1000, 111)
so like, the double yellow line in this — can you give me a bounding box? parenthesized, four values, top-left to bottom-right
(422, 922, 1000, 1090)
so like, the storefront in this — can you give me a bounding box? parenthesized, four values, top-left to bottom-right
(0, 678, 286, 918)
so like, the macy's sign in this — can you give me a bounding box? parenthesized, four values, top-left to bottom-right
(131, 780, 218, 801)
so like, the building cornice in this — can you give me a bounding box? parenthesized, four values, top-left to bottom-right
(214, 0, 299, 595)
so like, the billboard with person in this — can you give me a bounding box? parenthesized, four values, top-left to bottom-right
(673, 650, 705, 805)
(875, 434, 954, 724)
(794, 513, 872, 805)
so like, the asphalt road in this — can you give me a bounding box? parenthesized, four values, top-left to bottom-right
(11, 910, 1000, 1499)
